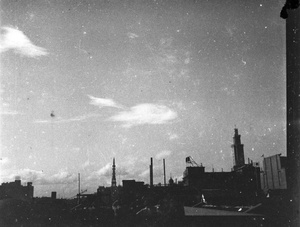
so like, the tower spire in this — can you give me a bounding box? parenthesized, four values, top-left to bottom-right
(231, 128, 245, 170)
(111, 158, 116, 187)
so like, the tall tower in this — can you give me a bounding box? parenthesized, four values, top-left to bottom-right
(111, 158, 116, 187)
(231, 128, 245, 170)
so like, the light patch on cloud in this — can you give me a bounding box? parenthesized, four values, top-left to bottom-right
(88, 95, 124, 109)
(139, 166, 162, 180)
(110, 103, 177, 128)
(184, 51, 191, 64)
(0, 102, 21, 115)
(168, 133, 179, 140)
(0, 26, 48, 57)
(155, 150, 172, 160)
(81, 160, 91, 169)
(117, 166, 130, 177)
(161, 53, 177, 65)
(139, 169, 149, 178)
(0, 157, 11, 165)
(97, 163, 111, 177)
(127, 32, 139, 39)
(160, 37, 173, 47)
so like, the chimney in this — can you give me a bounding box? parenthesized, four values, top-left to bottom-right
(15, 176, 21, 186)
(51, 191, 57, 200)
(150, 158, 153, 187)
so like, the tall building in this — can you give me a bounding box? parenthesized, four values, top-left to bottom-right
(231, 128, 245, 170)
(111, 158, 116, 187)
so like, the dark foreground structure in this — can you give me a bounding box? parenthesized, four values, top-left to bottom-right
(285, 2, 300, 227)
(0, 178, 34, 202)
(0, 127, 292, 226)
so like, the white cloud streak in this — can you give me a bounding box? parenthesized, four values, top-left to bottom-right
(0, 26, 48, 58)
(109, 103, 178, 128)
(34, 113, 101, 124)
(0, 110, 20, 115)
(88, 95, 124, 109)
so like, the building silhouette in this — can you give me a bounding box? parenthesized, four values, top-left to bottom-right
(182, 128, 261, 204)
(232, 128, 245, 170)
(0, 177, 34, 202)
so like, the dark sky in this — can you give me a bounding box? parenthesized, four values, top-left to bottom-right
(0, 0, 286, 197)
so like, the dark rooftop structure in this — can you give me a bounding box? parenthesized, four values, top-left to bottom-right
(0, 177, 34, 202)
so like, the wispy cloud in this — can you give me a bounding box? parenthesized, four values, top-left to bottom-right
(96, 163, 111, 177)
(47, 170, 77, 185)
(88, 95, 124, 109)
(34, 113, 101, 124)
(109, 103, 177, 128)
(81, 160, 91, 169)
(155, 150, 172, 160)
(3, 168, 44, 183)
(0, 26, 48, 58)
(0, 110, 20, 115)
(4, 168, 78, 185)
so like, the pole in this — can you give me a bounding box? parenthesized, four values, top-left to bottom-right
(150, 158, 153, 187)
(163, 159, 166, 186)
(78, 173, 80, 204)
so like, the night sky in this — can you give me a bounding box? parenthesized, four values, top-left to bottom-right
(0, 0, 286, 197)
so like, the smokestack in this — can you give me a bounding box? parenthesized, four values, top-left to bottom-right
(163, 159, 166, 186)
(78, 173, 80, 204)
(78, 173, 80, 194)
(150, 157, 153, 187)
